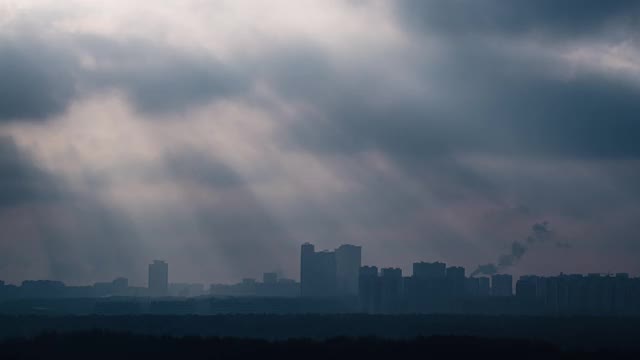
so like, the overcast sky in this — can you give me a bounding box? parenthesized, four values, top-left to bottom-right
(1, 0, 640, 285)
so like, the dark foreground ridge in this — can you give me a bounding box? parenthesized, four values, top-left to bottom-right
(0, 332, 633, 360)
(1, 314, 640, 352)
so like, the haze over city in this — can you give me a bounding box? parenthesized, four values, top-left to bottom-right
(1, 0, 640, 289)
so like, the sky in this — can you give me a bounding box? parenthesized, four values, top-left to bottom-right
(1, 0, 640, 286)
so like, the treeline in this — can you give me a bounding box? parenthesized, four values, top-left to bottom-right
(0, 331, 624, 360)
(1, 314, 640, 351)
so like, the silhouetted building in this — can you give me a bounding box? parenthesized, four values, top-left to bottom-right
(314, 251, 337, 296)
(148, 260, 169, 297)
(300, 243, 358, 297)
(491, 274, 513, 297)
(614, 273, 631, 314)
(380, 268, 403, 313)
(413, 262, 446, 278)
(516, 276, 538, 300)
(478, 277, 491, 297)
(408, 262, 447, 313)
(358, 266, 379, 313)
(465, 276, 491, 298)
(544, 276, 560, 312)
(300, 243, 316, 296)
(21, 280, 66, 298)
(465, 277, 480, 297)
(335, 244, 362, 296)
(446, 266, 466, 299)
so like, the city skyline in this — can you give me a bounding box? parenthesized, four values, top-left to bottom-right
(1, 219, 628, 286)
(0, 224, 587, 286)
(1, 242, 637, 289)
(2, 244, 639, 317)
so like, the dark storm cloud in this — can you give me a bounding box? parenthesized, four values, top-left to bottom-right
(0, 34, 250, 122)
(0, 36, 78, 122)
(0, 136, 61, 206)
(421, 41, 640, 159)
(5, 15, 636, 161)
(397, 0, 640, 38)
(381, 0, 640, 158)
(239, 1, 640, 167)
(262, 44, 462, 157)
(278, 38, 640, 161)
(77, 37, 250, 114)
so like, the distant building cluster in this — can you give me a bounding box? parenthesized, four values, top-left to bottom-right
(295, 243, 640, 316)
(209, 273, 299, 297)
(300, 243, 362, 297)
(0, 259, 300, 300)
(1, 246, 640, 316)
(0, 278, 143, 299)
(355, 262, 640, 315)
(513, 273, 640, 315)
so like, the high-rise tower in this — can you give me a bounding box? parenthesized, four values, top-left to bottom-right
(148, 260, 168, 296)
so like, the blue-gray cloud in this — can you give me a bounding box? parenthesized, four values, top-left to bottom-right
(0, 136, 62, 206)
(396, 0, 640, 39)
(0, 34, 250, 122)
(0, 37, 77, 121)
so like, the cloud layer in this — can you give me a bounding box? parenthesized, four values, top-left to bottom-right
(1, 0, 640, 285)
